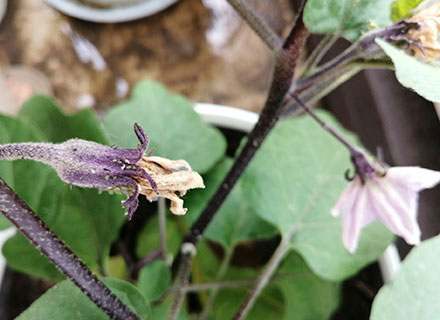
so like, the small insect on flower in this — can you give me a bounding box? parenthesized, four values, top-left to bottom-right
(0, 124, 204, 219)
(331, 151, 440, 253)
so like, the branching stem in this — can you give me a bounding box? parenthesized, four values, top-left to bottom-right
(301, 33, 339, 76)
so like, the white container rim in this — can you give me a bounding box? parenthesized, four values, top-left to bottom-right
(44, 0, 178, 23)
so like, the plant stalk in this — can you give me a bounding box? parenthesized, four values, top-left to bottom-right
(232, 226, 297, 320)
(199, 247, 234, 320)
(291, 95, 358, 153)
(158, 198, 168, 260)
(301, 33, 339, 76)
(168, 244, 197, 320)
(226, 0, 282, 50)
(0, 178, 139, 320)
(132, 248, 162, 280)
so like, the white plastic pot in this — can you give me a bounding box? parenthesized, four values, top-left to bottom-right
(44, 0, 178, 23)
(193, 102, 401, 283)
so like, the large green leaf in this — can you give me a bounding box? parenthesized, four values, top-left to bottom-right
(184, 158, 277, 249)
(17, 278, 150, 320)
(390, 0, 423, 21)
(102, 80, 226, 174)
(274, 252, 340, 320)
(138, 260, 171, 302)
(377, 39, 440, 103)
(135, 214, 182, 259)
(371, 235, 440, 320)
(0, 114, 46, 230)
(1, 96, 125, 280)
(243, 111, 393, 280)
(304, 0, 392, 41)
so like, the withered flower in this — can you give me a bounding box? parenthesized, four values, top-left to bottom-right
(137, 156, 204, 215)
(407, 2, 440, 61)
(0, 123, 204, 219)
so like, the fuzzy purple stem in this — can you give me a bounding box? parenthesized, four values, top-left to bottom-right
(0, 178, 140, 320)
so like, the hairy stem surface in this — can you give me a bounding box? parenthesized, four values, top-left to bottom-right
(0, 178, 139, 320)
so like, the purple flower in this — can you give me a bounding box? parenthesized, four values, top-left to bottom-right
(332, 158, 440, 253)
(0, 124, 205, 219)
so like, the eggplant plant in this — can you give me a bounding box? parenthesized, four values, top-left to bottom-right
(0, 0, 439, 319)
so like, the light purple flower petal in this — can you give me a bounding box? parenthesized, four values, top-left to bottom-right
(331, 176, 361, 217)
(386, 167, 440, 192)
(333, 166, 440, 253)
(370, 181, 421, 245)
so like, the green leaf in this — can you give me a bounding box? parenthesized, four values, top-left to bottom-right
(101, 278, 151, 319)
(243, 111, 393, 280)
(376, 39, 440, 103)
(211, 285, 284, 320)
(17, 278, 150, 320)
(390, 0, 423, 21)
(18, 95, 109, 144)
(135, 214, 182, 259)
(304, 0, 392, 41)
(371, 235, 440, 320)
(102, 80, 226, 174)
(138, 260, 171, 301)
(1, 96, 125, 280)
(274, 252, 340, 320)
(0, 114, 46, 231)
(151, 303, 190, 320)
(194, 243, 339, 319)
(184, 158, 277, 249)
(0, 215, 11, 230)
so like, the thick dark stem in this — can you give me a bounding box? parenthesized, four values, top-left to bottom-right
(226, 0, 282, 50)
(0, 178, 139, 320)
(182, 0, 308, 248)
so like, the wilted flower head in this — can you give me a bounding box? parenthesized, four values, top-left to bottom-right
(136, 156, 204, 215)
(0, 124, 204, 219)
(406, 2, 440, 61)
(331, 151, 440, 253)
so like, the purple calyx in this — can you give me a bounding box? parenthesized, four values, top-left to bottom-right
(0, 123, 156, 219)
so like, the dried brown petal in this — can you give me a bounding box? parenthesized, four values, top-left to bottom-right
(408, 3, 440, 61)
(136, 156, 205, 215)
